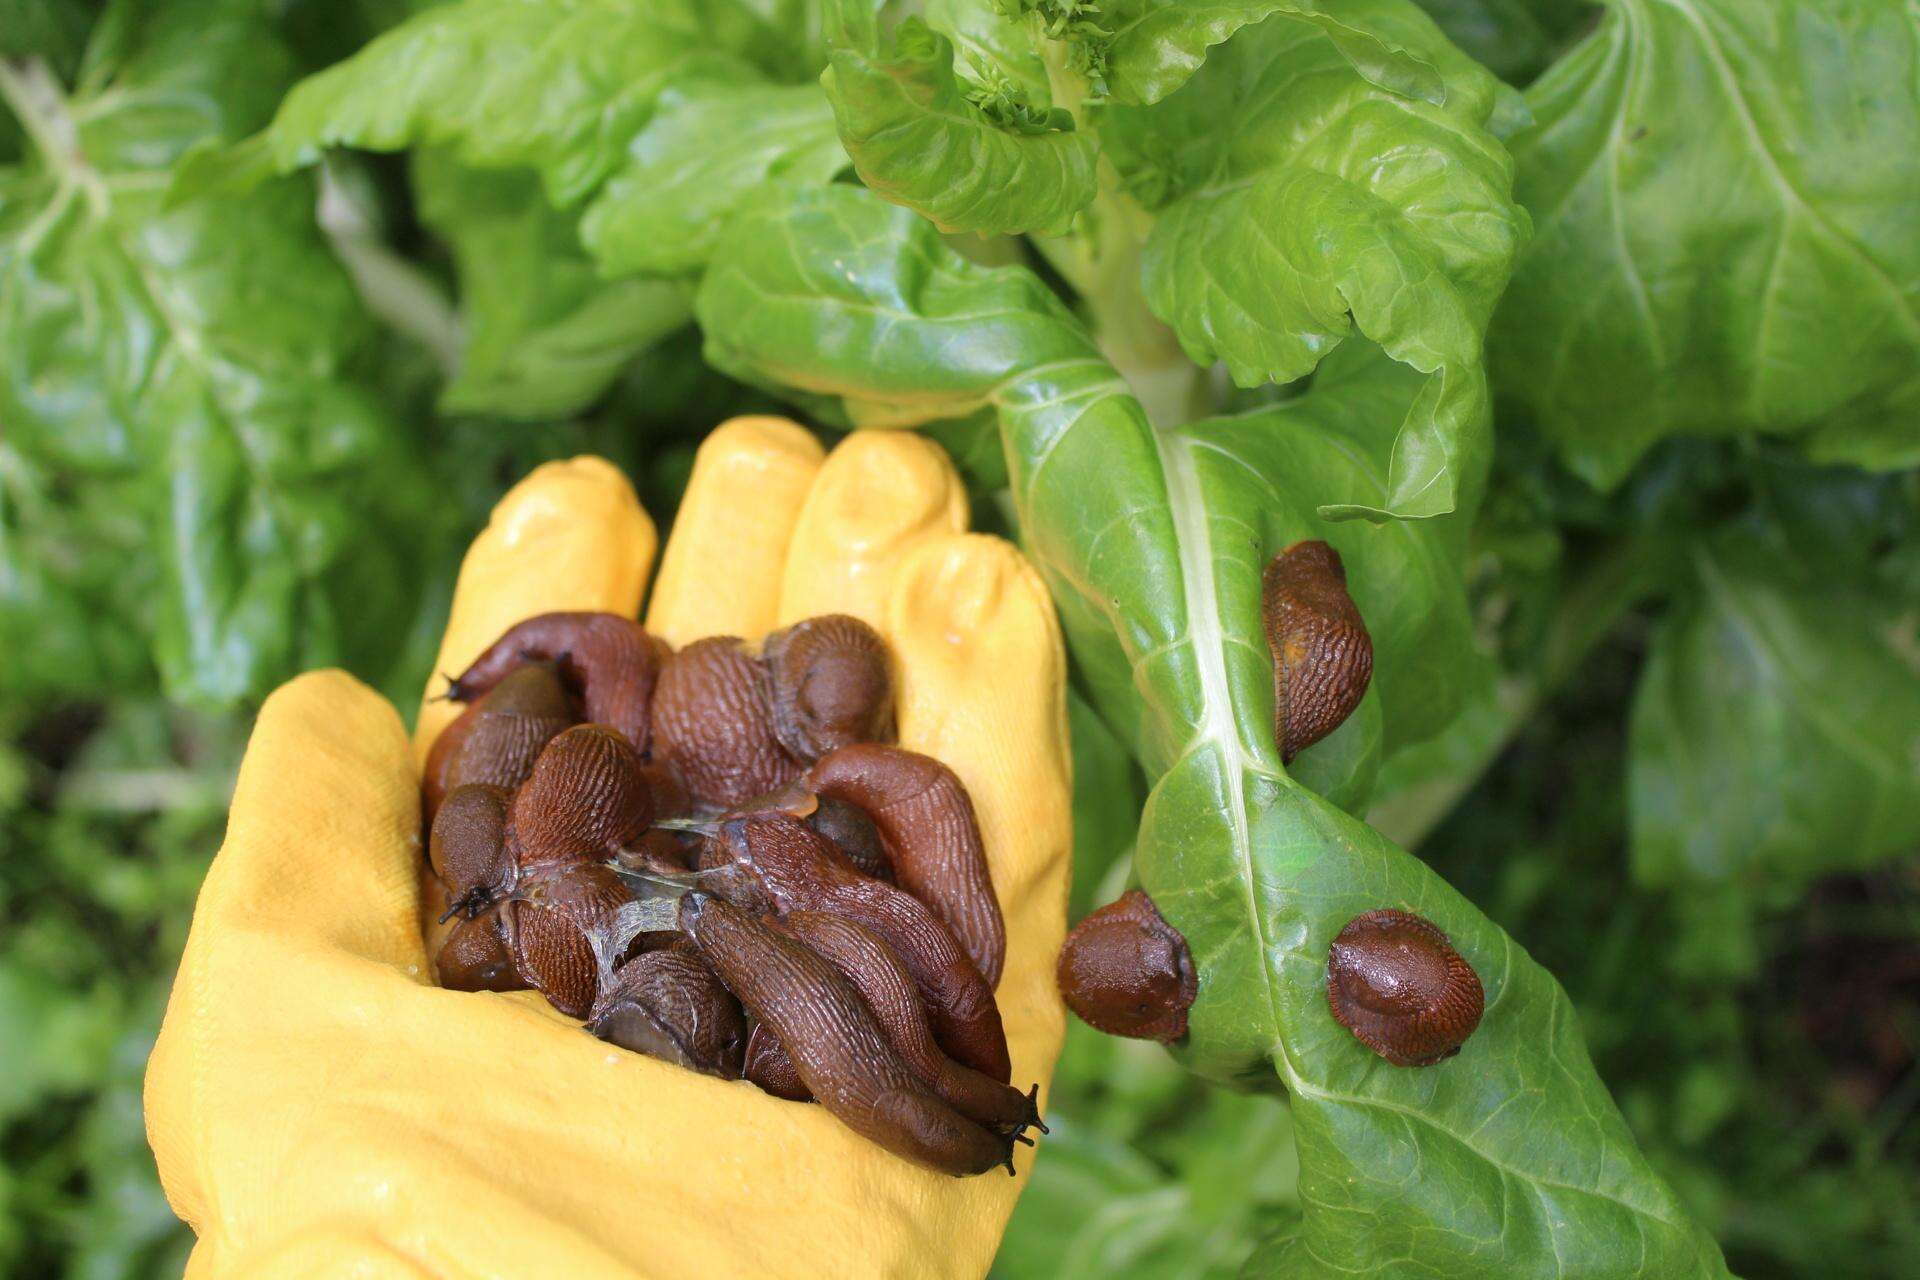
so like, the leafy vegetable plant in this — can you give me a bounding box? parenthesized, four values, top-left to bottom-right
(5, 0, 1917, 1276)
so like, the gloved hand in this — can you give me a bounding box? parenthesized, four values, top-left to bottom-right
(144, 418, 1073, 1279)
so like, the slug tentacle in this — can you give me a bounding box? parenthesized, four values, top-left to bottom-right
(511, 725, 653, 867)
(1057, 890, 1197, 1043)
(1262, 540, 1373, 763)
(762, 614, 894, 761)
(1327, 909, 1484, 1067)
(424, 663, 577, 820)
(806, 745, 1005, 985)
(587, 944, 746, 1077)
(446, 612, 668, 754)
(651, 637, 802, 807)
(682, 894, 1011, 1177)
(778, 911, 1040, 1136)
(721, 816, 1012, 1082)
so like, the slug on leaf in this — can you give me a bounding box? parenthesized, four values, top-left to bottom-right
(1327, 908, 1484, 1067)
(423, 663, 576, 821)
(445, 612, 669, 754)
(511, 725, 653, 867)
(1056, 890, 1196, 1043)
(681, 894, 1013, 1177)
(1262, 540, 1373, 763)
(716, 816, 1011, 1082)
(806, 744, 1005, 986)
(762, 614, 894, 761)
(651, 637, 800, 808)
(588, 944, 746, 1078)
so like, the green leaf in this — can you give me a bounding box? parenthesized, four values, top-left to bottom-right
(580, 83, 847, 276)
(413, 152, 694, 418)
(698, 183, 1728, 1275)
(1629, 539, 1920, 895)
(823, 17, 1097, 235)
(1413, 0, 1596, 85)
(1046, 0, 1453, 106)
(1104, 7, 1527, 519)
(926, 0, 1054, 106)
(229, 0, 757, 206)
(0, 2, 446, 709)
(1494, 0, 1920, 490)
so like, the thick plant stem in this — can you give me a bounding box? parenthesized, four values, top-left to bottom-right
(1025, 31, 1204, 429)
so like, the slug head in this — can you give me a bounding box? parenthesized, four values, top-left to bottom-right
(743, 1023, 811, 1101)
(588, 945, 746, 1078)
(1262, 540, 1373, 763)
(429, 784, 515, 916)
(510, 724, 652, 866)
(437, 913, 525, 992)
(763, 614, 894, 761)
(1056, 890, 1196, 1043)
(1327, 909, 1484, 1067)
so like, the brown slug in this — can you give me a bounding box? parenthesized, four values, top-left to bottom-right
(743, 1023, 812, 1101)
(511, 725, 653, 867)
(1056, 890, 1196, 1043)
(445, 611, 670, 754)
(1326, 909, 1484, 1067)
(762, 614, 894, 761)
(507, 861, 633, 1018)
(806, 795, 893, 883)
(1262, 540, 1373, 763)
(436, 912, 526, 993)
(650, 636, 801, 808)
(807, 745, 1005, 985)
(423, 663, 577, 821)
(778, 911, 1041, 1137)
(587, 944, 746, 1077)
(681, 894, 1013, 1177)
(429, 783, 516, 919)
(719, 816, 1011, 1082)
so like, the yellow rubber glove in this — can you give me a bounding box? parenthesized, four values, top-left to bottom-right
(145, 419, 1073, 1279)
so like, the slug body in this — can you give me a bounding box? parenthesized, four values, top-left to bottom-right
(429, 783, 516, 917)
(682, 895, 1012, 1177)
(651, 637, 801, 808)
(511, 725, 653, 867)
(1262, 540, 1373, 762)
(437, 913, 525, 993)
(722, 816, 1012, 1082)
(762, 614, 894, 761)
(806, 795, 893, 882)
(1327, 909, 1483, 1067)
(779, 912, 1039, 1135)
(1056, 890, 1196, 1043)
(424, 663, 577, 820)
(807, 745, 1005, 986)
(447, 612, 669, 754)
(588, 945, 746, 1077)
(743, 1023, 811, 1101)
(508, 861, 633, 1018)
